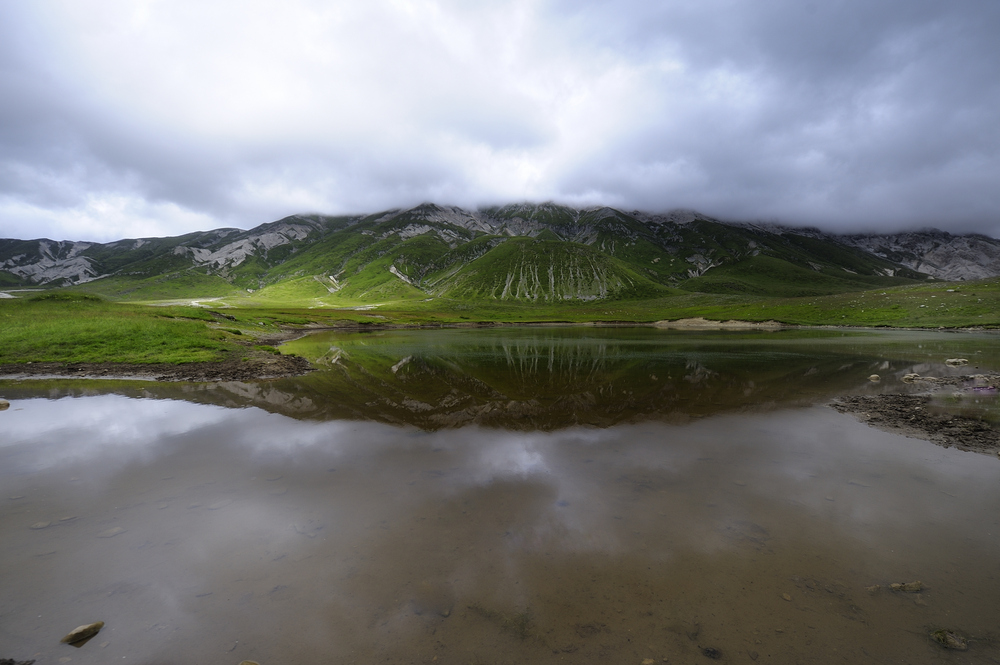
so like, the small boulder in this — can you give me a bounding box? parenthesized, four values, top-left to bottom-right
(901, 373, 921, 383)
(0, 398, 10, 410)
(61, 621, 104, 644)
(945, 358, 969, 367)
(889, 581, 923, 593)
(931, 629, 968, 650)
(868, 374, 880, 382)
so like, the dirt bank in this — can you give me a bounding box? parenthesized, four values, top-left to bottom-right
(653, 317, 789, 330)
(832, 373, 1000, 456)
(0, 344, 313, 383)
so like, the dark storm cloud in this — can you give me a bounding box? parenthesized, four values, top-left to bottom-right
(0, 0, 998, 241)
(546, 0, 1000, 233)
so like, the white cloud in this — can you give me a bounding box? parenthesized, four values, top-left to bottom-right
(0, 191, 220, 241)
(1, 0, 999, 241)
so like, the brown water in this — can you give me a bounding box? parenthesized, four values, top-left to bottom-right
(1, 329, 999, 663)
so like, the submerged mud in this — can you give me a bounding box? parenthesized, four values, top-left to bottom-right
(0, 351, 312, 382)
(832, 372, 1000, 455)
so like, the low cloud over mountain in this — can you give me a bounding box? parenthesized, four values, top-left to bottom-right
(1, 1, 999, 243)
(4, 204, 998, 304)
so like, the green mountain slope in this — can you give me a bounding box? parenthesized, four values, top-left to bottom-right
(429, 238, 670, 301)
(0, 203, 942, 304)
(679, 255, 910, 297)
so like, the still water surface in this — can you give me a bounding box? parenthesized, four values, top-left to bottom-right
(1, 328, 999, 663)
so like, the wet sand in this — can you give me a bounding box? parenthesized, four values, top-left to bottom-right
(2, 397, 999, 663)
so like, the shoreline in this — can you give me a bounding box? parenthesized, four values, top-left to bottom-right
(2, 327, 998, 459)
(262, 318, 1000, 335)
(0, 353, 313, 383)
(2, 320, 999, 384)
(832, 373, 1000, 457)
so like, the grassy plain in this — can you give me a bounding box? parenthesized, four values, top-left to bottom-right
(231, 277, 1000, 328)
(3, 279, 1000, 366)
(0, 293, 235, 364)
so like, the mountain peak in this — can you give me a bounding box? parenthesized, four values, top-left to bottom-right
(3, 203, 1000, 295)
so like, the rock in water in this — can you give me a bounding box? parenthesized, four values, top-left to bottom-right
(60, 621, 104, 644)
(889, 581, 923, 593)
(868, 374, 880, 382)
(931, 629, 968, 650)
(0, 398, 10, 410)
(945, 358, 969, 366)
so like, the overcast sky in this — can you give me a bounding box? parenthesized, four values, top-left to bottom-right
(1, 0, 999, 242)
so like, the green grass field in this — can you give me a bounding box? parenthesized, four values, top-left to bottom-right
(3, 278, 1000, 366)
(221, 277, 1000, 329)
(0, 293, 236, 364)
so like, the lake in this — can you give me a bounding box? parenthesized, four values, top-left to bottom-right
(1, 328, 999, 663)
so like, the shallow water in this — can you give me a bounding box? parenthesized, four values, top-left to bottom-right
(1, 328, 999, 663)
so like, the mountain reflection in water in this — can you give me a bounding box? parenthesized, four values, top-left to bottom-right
(5, 327, 1000, 429)
(2, 329, 1000, 663)
(214, 327, 1000, 428)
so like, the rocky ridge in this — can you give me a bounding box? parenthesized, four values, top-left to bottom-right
(841, 230, 1000, 281)
(1, 203, 997, 295)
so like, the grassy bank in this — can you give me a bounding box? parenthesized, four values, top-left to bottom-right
(0, 293, 237, 364)
(224, 277, 1000, 328)
(4, 279, 1000, 366)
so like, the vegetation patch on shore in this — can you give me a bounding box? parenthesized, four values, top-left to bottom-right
(0, 294, 313, 381)
(0, 293, 235, 364)
(3, 277, 1000, 372)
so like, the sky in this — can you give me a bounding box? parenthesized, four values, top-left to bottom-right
(1, 0, 999, 243)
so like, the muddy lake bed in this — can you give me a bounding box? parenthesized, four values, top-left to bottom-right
(1, 328, 999, 663)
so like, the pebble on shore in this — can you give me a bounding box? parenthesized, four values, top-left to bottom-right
(60, 621, 104, 644)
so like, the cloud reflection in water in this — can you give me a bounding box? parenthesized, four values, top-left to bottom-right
(2, 395, 999, 663)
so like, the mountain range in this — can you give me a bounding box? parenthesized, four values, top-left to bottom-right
(3, 203, 999, 302)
